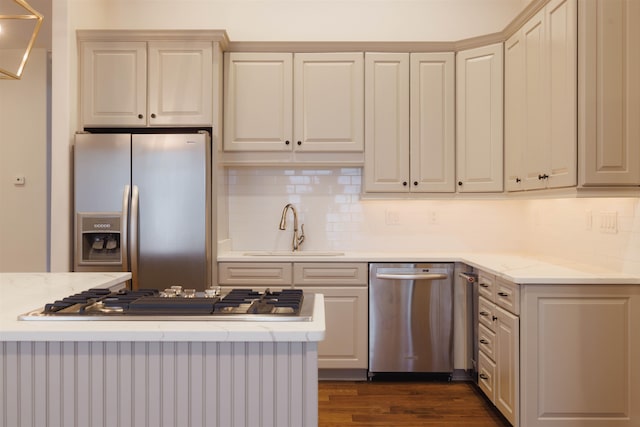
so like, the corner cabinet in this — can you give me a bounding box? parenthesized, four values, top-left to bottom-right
(363, 52, 455, 193)
(578, 0, 640, 186)
(80, 40, 213, 127)
(217, 262, 368, 371)
(505, 0, 577, 192)
(223, 52, 364, 153)
(456, 43, 504, 193)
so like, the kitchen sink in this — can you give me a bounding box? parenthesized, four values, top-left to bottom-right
(243, 251, 344, 257)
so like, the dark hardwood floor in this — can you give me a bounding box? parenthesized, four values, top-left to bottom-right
(319, 380, 511, 427)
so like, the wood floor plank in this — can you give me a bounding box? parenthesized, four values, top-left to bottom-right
(319, 380, 511, 427)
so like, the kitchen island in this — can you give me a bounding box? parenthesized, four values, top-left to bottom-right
(0, 273, 325, 427)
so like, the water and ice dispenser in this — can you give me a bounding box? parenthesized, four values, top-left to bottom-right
(75, 213, 124, 271)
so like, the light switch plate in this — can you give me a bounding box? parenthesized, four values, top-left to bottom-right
(599, 211, 618, 234)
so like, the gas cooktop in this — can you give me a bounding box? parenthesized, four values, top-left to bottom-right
(18, 286, 314, 322)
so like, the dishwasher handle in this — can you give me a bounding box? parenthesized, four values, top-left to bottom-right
(376, 272, 449, 281)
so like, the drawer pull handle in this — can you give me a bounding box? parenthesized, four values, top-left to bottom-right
(480, 283, 489, 288)
(480, 311, 490, 317)
(498, 292, 509, 297)
(480, 339, 489, 344)
(479, 373, 489, 380)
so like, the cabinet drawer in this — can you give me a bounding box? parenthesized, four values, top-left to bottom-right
(218, 262, 292, 286)
(293, 263, 367, 286)
(478, 323, 496, 360)
(478, 350, 496, 401)
(478, 272, 496, 301)
(478, 296, 495, 330)
(495, 278, 520, 314)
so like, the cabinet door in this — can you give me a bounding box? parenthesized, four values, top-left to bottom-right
(546, 0, 577, 189)
(522, 9, 549, 191)
(223, 53, 293, 151)
(579, 0, 640, 186)
(294, 53, 364, 152)
(495, 305, 519, 427)
(148, 41, 213, 126)
(81, 42, 147, 127)
(364, 53, 410, 192)
(505, 31, 526, 192)
(521, 284, 640, 427)
(456, 44, 504, 193)
(410, 53, 456, 192)
(303, 286, 368, 369)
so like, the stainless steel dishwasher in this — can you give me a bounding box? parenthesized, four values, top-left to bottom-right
(369, 263, 454, 376)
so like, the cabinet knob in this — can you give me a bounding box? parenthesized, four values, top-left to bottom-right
(413, 181, 418, 186)
(285, 140, 290, 145)
(515, 178, 521, 183)
(297, 141, 302, 146)
(138, 114, 144, 119)
(151, 113, 156, 119)
(538, 173, 549, 180)
(492, 315, 498, 321)
(458, 181, 463, 186)
(479, 373, 489, 380)
(402, 181, 408, 186)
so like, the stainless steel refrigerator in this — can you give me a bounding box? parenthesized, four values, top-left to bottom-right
(74, 132, 211, 291)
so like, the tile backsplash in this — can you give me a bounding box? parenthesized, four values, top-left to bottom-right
(225, 167, 640, 274)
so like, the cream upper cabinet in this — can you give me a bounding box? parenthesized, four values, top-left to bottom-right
(505, 0, 577, 191)
(147, 41, 213, 126)
(364, 53, 410, 192)
(224, 52, 363, 153)
(81, 41, 213, 127)
(223, 53, 293, 151)
(81, 42, 147, 127)
(364, 52, 455, 193)
(505, 32, 526, 192)
(579, 0, 640, 186)
(456, 43, 504, 193)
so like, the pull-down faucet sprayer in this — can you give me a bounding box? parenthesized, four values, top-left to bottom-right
(279, 203, 305, 251)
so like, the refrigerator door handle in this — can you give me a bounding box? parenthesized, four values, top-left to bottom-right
(130, 185, 140, 290)
(121, 185, 130, 273)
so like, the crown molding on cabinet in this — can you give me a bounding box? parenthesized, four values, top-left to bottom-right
(76, 29, 230, 50)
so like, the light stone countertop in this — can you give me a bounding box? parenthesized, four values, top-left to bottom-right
(0, 272, 326, 342)
(217, 251, 640, 285)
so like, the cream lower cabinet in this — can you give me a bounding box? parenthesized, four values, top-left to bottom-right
(218, 262, 368, 370)
(521, 284, 640, 427)
(477, 273, 520, 427)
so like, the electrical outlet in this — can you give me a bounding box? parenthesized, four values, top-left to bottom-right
(13, 175, 25, 186)
(385, 210, 400, 225)
(585, 210, 592, 231)
(599, 211, 618, 234)
(428, 211, 438, 225)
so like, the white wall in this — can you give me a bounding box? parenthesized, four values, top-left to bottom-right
(0, 49, 48, 272)
(68, 0, 525, 41)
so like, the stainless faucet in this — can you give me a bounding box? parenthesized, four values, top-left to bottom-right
(279, 203, 305, 251)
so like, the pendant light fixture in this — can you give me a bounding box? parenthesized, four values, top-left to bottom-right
(0, 0, 44, 80)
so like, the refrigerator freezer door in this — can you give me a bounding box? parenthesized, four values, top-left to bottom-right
(131, 133, 210, 291)
(74, 133, 131, 213)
